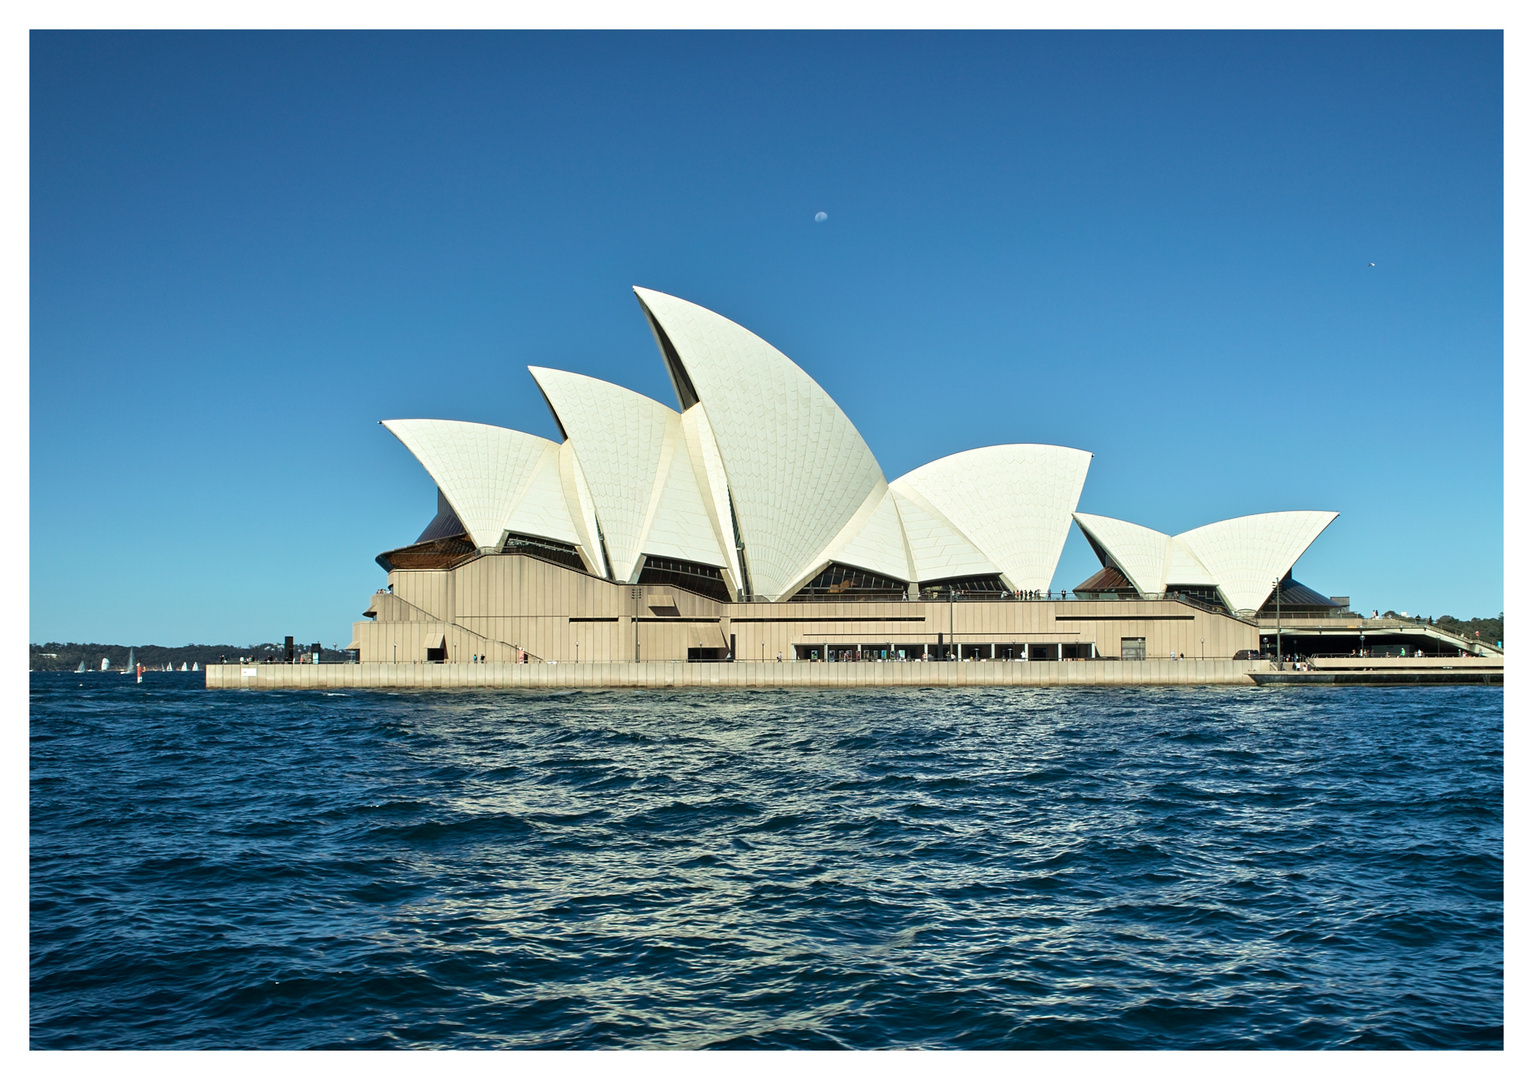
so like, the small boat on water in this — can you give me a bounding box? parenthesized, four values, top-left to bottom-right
(75, 660, 87, 674)
(179, 662, 189, 672)
(99, 657, 110, 671)
(191, 662, 199, 672)
(124, 648, 135, 674)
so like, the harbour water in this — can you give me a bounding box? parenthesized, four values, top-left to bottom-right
(30, 672, 1502, 1048)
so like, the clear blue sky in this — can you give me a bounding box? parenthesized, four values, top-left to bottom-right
(30, 30, 1503, 646)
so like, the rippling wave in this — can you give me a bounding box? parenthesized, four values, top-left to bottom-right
(30, 674, 1502, 1048)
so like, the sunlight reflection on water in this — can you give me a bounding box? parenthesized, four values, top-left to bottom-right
(30, 676, 1502, 1049)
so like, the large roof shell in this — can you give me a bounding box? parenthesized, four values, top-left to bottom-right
(634, 287, 888, 601)
(530, 367, 729, 582)
(892, 444, 1093, 592)
(1175, 511, 1338, 613)
(381, 419, 578, 551)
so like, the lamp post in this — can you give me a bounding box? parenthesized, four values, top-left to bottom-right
(575, 640, 579, 663)
(1273, 577, 1282, 669)
(949, 588, 956, 660)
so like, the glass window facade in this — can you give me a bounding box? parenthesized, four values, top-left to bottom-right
(919, 574, 1009, 599)
(501, 533, 589, 574)
(790, 563, 909, 602)
(637, 556, 733, 603)
(1165, 584, 1227, 610)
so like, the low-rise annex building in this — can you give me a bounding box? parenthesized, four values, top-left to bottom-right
(352, 288, 1333, 666)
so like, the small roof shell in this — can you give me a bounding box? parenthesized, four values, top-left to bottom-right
(381, 419, 579, 551)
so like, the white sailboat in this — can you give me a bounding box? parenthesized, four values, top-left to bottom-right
(99, 657, 110, 671)
(179, 662, 188, 672)
(75, 660, 87, 673)
(191, 662, 199, 672)
(124, 648, 135, 674)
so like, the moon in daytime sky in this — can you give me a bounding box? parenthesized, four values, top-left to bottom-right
(814, 211, 827, 222)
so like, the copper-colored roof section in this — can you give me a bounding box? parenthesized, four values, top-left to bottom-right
(375, 534, 476, 573)
(1258, 577, 1343, 612)
(1074, 566, 1138, 594)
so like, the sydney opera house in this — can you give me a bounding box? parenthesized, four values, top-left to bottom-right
(351, 288, 1340, 665)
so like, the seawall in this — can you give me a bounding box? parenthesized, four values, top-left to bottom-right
(205, 659, 1268, 690)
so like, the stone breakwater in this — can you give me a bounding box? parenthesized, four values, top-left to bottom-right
(206, 659, 1269, 690)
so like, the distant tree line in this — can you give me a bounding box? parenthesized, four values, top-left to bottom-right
(1376, 613, 1504, 647)
(29, 642, 355, 671)
(1431, 614, 1503, 646)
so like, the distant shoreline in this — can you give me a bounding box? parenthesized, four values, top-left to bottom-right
(29, 642, 352, 672)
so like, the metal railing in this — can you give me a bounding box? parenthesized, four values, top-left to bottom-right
(1307, 651, 1491, 660)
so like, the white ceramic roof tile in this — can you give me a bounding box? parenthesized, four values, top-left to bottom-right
(1175, 511, 1339, 613)
(382, 419, 577, 550)
(635, 287, 888, 601)
(1071, 512, 1172, 595)
(892, 444, 1093, 593)
(891, 488, 999, 582)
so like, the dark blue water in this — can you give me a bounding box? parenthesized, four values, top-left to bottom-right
(30, 673, 1502, 1049)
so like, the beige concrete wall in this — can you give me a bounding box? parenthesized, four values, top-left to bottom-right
(207, 658, 1268, 690)
(353, 552, 1261, 665)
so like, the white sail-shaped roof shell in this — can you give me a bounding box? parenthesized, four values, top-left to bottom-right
(1072, 512, 1174, 595)
(381, 419, 580, 552)
(635, 287, 888, 601)
(1176, 511, 1338, 614)
(1074, 509, 1336, 612)
(557, 440, 607, 578)
(890, 487, 1000, 583)
(1164, 538, 1218, 587)
(642, 419, 735, 581)
(804, 484, 915, 590)
(892, 444, 1093, 592)
(680, 405, 743, 595)
(530, 367, 730, 583)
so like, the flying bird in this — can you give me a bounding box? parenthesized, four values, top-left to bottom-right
(1368, 262, 1376, 267)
